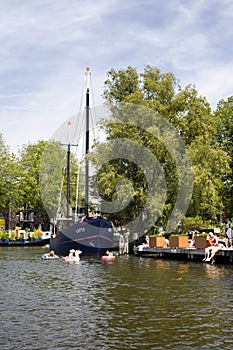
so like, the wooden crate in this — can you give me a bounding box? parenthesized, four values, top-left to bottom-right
(155, 236, 166, 248)
(194, 236, 211, 249)
(149, 236, 156, 248)
(169, 236, 188, 248)
(149, 236, 166, 248)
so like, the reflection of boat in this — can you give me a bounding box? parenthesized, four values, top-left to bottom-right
(50, 67, 118, 256)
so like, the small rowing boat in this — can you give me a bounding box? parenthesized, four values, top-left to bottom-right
(42, 253, 59, 260)
(101, 255, 116, 261)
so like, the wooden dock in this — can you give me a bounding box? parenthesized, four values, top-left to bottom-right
(133, 246, 233, 265)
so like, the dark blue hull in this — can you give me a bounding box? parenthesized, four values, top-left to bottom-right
(49, 218, 118, 256)
(0, 238, 50, 247)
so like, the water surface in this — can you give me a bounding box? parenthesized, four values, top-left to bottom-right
(1, 247, 233, 349)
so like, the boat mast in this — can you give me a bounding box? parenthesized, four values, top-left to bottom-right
(61, 121, 75, 219)
(66, 143, 71, 217)
(85, 67, 91, 218)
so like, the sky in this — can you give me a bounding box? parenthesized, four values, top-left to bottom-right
(1, 0, 233, 153)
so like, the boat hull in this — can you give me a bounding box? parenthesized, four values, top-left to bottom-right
(0, 238, 50, 247)
(50, 218, 118, 256)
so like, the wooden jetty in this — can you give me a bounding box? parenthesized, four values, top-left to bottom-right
(133, 246, 233, 265)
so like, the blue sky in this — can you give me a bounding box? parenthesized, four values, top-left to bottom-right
(1, 0, 233, 153)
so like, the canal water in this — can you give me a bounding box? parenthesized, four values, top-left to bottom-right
(1, 247, 233, 350)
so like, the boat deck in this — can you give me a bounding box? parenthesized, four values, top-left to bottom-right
(133, 246, 233, 265)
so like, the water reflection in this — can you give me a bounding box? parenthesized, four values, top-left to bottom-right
(203, 262, 228, 279)
(0, 248, 233, 349)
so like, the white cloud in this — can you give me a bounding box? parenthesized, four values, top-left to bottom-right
(0, 0, 233, 152)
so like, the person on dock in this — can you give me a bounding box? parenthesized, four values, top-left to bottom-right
(208, 232, 218, 245)
(163, 238, 170, 247)
(226, 226, 233, 248)
(203, 235, 228, 263)
(204, 240, 228, 264)
(191, 230, 199, 247)
(203, 233, 219, 261)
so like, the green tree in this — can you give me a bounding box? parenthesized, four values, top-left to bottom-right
(91, 65, 229, 231)
(0, 134, 21, 227)
(0, 134, 12, 213)
(18, 140, 50, 226)
(215, 96, 233, 218)
(19, 141, 47, 208)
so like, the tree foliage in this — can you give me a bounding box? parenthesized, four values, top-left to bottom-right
(91, 65, 231, 231)
(0, 138, 81, 228)
(0, 134, 21, 213)
(215, 96, 233, 217)
(19, 140, 48, 210)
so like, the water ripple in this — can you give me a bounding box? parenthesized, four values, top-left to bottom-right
(1, 249, 233, 349)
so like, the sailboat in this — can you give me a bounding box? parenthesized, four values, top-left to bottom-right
(49, 67, 119, 256)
